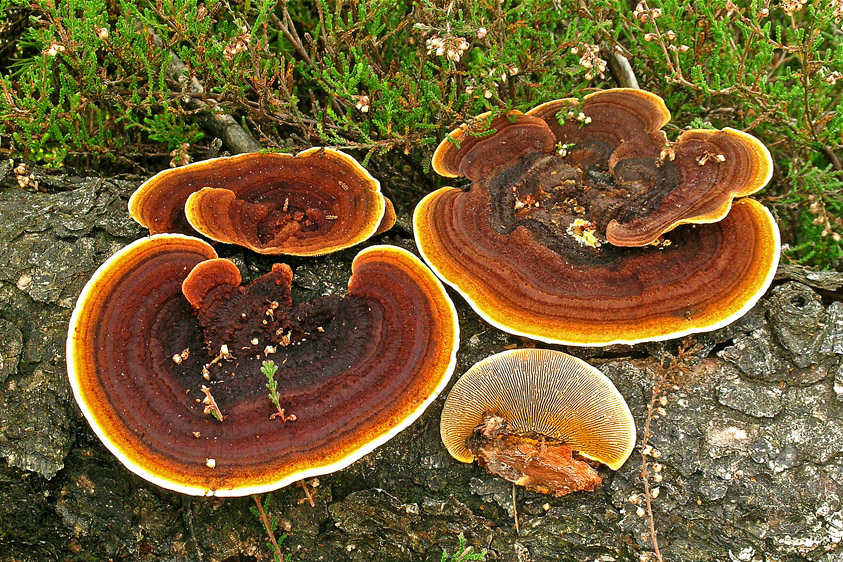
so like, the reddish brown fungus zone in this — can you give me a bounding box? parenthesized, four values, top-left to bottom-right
(416, 89, 779, 345)
(66, 235, 458, 496)
(128, 148, 394, 256)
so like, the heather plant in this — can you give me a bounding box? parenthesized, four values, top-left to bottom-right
(1, 0, 842, 266)
(610, 0, 843, 266)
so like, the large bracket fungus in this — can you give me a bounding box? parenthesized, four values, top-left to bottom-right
(67, 235, 458, 496)
(440, 349, 635, 497)
(128, 148, 395, 256)
(415, 89, 780, 345)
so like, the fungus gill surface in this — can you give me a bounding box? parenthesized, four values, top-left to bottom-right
(440, 349, 635, 496)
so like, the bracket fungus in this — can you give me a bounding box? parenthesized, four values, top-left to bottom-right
(415, 89, 780, 345)
(67, 234, 458, 496)
(440, 349, 635, 497)
(128, 148, 395, 256)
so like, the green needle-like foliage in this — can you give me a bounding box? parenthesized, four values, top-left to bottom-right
(262, 359, 282, 413)
(1, 0, 842, 267)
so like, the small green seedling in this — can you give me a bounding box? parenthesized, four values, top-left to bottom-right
(262, 360, 296, 423)
(441, 533, 486, 562)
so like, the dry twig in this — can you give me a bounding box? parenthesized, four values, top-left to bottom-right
(252, 494, 284, 562)
(639, 338, 702, 562)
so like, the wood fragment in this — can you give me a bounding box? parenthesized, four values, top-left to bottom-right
(466, 414, 602, 497)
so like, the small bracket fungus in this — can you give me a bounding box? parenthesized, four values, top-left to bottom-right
(67, 235, 458, 496)
(440, 349, 635, 497)
(128, 148, 395, 256)
(415, 89, 780, 345)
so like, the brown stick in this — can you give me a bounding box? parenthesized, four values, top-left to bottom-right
(604, 43, 640, 89)
(640, 379, 664, 562)
(143, 25, 262, 154)
(297, 479, 315, 507)
(252, 494, 284, 562)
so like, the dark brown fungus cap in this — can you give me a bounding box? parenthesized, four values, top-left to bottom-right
(440, 349, 635, 496)
(128, 148, 392, 256)
(431, 111, 556, 180)
(415, 89, 779, 345)
(526, 90, 772, 246)
(67, 235, 458, 496)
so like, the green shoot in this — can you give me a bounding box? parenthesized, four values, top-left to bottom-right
(441, 533, 486, 562)
(262, 360, 296, 423)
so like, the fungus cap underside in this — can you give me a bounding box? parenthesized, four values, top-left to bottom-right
(440, 348, 636, 470)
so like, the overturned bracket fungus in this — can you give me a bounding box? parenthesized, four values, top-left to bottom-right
(415, 89, 780, 345)
(441, 349, 635, 497)
(66, 235, 458, 496)
(128, 148, 395, 256)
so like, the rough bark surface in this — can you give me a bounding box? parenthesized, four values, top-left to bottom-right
(1, 163, 842, 562)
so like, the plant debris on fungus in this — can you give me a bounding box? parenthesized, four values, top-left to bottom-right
(128, 148, 395, 256)
(66, 234, 459, 496)
(415, 89, 780, 346)
(440, 349, 636, 497)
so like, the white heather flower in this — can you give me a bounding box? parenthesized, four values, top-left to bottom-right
(574, 44, 606, 80)
(355, 94, 370, 113)
(633, 2, 650, 22)
(425, 35, 443, 52)
(223, 27, 251, 61)
(476, 27, 487, 39)
(426, 34, 469, 62)
(782, 0, 808, 16)
(44, 41, 65, 57)
(451, 38, 469, 62)
(725, 0, 738, 17)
